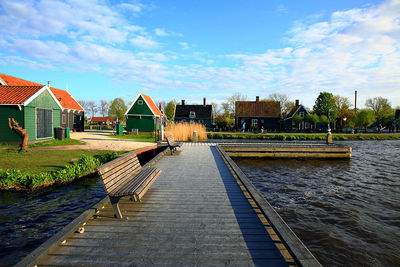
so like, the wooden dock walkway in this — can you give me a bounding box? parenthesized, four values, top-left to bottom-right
(18, 143, 320, 266)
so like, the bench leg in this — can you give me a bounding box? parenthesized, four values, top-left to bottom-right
(109, 196, 123, 219)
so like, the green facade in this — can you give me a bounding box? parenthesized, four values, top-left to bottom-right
(0, 89, 61, 142)
(0, 105, 24, 142)
(126, 95, 157, 132)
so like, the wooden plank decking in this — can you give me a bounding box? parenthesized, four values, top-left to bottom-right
(18, 143, 320, 266)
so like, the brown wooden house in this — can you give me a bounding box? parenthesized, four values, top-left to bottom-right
(235, 96, 281, 131)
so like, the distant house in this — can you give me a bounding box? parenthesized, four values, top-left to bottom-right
(50, 87, 84, 131)
(90, 116, 117, 125)
(283, 100, 309, 131)
(125, 93, 165, 133)
(235, 96, 281, 131)
(174, 98, 213, 129)
(0, 84, 62, 142)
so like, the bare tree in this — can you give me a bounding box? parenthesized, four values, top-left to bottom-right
(78, 100, 89, 111)
(210, 102, 220, 117)
(269, 93, 291, 114)
(8, 118, 29, 151)
(100, 100, 110, 117)
(87, 101, 98, 118)
(227, 92, 247, 115)
(365, 97, 393, 125)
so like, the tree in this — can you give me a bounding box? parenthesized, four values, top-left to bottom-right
(314, 92, 338, 129)
(108, 98, 127, 122)
(78, 100, 89, 111)
(8, 118, 28, 151)
(334, 95, 352, 128)
(87, 101, 97, 118)
(164, 100, 177, 121)
(355, 109, 376, 129)
(319, 115, 329, 125)
(269, 93, 291, 114)
(306, 113, 319, 130)
(100, 100, 110, 117)
(292, 114, 303, 130)
(227, 92, 247, 115)
(365, 97, 393, 126)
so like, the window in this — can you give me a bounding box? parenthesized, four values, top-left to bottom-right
(299, 112, 305, 118)
(62, 114, 66, 124)
(305, 122, 310, 129)
(189, 111, 195, 118)
(252, 119, 258, 128)
(138, 100, 143, 105)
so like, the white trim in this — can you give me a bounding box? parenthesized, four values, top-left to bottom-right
(125, 93, 159, 117)
(0, 77, 7, 85)
(23, 85, 63, 110)
(126, 113, 160, 117)
(283, 105, 304, 120)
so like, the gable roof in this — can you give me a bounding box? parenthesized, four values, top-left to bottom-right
(175, 104, 212, 119)
(235, 100, 280, 118)
(50, 87, 84, 111)
(0, 85, 62, 109)
(0, 73, 43, 86)
(284, 104, 308, 120)
(125, 93, 163, 117)
(91, 117, 117, 122)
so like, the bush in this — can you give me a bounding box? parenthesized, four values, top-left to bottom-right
(0, 152, 118, 190)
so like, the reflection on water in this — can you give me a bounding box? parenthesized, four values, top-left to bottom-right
(0, 176, 106, 266)
(235, 140, 400, 267)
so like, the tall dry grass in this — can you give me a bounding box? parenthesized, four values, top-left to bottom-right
(165, 122, 207, 141)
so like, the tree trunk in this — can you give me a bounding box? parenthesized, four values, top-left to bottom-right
(8, 118, 29, 151)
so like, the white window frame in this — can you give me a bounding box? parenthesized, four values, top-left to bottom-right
(189, 111, 196, 119)
(138, 100, 143, 105)
(252, 119, 258, 128)
(62, 114, 66, 124)
(299, 112, 305, 118)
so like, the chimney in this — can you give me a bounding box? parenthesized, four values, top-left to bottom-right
(295, 99, 299, 107)
(355, 90, 357, 112)
(256, 96, 259, 102)
(203, 97, 206, 106)
(158, 104, 162, 111)
(181, 100, 185, 105)
(47, 81, 51, 88)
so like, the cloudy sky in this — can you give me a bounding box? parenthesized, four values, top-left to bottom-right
(0, 0, 399, 109)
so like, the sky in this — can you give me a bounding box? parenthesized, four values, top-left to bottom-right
(0, 0, 400, 111)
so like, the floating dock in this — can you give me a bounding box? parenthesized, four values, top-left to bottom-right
(18, 143, 321, 266)
(221, 142, 352, 159)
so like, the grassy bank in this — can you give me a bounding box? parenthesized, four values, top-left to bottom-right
(0, 150, 125, 191)
(0, 138, 85, 149)
(207, 132, 400, 141)
(107, 134, 155, 142)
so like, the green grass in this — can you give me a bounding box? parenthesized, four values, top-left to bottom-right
(0, 138, 85, 148)
(108, 134, 156, 142)
(0, 149, 121, 173)
(207, 132, 400, 141)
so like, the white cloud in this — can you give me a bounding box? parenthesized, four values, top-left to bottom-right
(130, 36, 160, 49)
(154, 28, 168, 36)
(178, 42, 190, 50)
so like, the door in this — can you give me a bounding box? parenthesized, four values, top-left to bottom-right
(37, 108, 53, 138)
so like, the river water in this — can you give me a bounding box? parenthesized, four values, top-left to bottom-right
(235, 140, 400, 266)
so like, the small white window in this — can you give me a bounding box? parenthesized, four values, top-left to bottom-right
(299, 112, 305, 118)
(189, 111, 195, 118)
(252, 119, 258, 127)
(138, 100, 143, 105)
(62, 114, 66, 124)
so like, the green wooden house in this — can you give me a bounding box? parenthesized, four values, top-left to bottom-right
(125, 93, 165, 133)
(0, 85, 62, 143)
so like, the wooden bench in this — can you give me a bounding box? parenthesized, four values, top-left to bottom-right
(95, 151, 162, 219)
(166, 135, 182, 155)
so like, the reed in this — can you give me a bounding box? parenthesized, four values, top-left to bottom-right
(165, 122, 207, 141)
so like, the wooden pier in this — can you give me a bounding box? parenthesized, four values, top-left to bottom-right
(18, 143, 321, 266)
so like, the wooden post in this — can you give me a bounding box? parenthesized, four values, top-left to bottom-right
(8, 118, 29, 151)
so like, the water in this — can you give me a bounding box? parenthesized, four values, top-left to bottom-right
(0, 176, 106, 266)
(235, 140, 400, 266)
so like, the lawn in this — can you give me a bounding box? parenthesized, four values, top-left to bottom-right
(0, 149, 120, 173)
(108, 134, 156, 142)
(0, 138, 85, 149)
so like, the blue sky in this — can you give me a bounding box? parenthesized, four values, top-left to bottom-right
(1, 0, 399, 111)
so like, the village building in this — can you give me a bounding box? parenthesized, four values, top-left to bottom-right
(235, 96, 281, 131)
(125, 93, 165, 133)
(50, 87, 84, 131)
(174, 98, 213, 129)
(283, 100, 310, 131)
(90, 116, 118, 126)
(0, 84, 62, 142)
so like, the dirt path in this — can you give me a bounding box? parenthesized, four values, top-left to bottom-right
(32, 130, 156, 151)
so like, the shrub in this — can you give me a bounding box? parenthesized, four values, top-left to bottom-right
(165, 122, 207, 141)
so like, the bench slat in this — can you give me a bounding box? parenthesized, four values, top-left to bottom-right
(135, 168, 161, 199)
(96, 152, 137, 175)
(109, 168, 153, 197)
(102, 158, 140, 186)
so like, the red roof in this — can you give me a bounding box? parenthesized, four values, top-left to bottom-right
(50, 87, 84, 111)
(142, 93, 163, 116)
(91, 117, 117, 122)
(0, 73, 43, 86)
(0, 85, 44, 104)
(235, 100, 281, 118)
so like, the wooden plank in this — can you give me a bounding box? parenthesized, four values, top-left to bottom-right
(102, 157, 140, 185)
(227, 152, 351, 158)
(95, 151, 136, 175)
(217, 145, 322, 267)
(222, 146, 351, 153)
